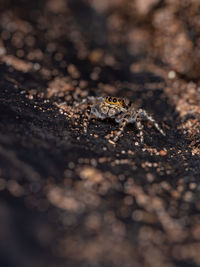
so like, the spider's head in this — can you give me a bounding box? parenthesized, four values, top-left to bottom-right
(105, 97, 124, 107)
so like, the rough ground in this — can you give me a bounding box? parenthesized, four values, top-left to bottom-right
(0, 0, 200, 267)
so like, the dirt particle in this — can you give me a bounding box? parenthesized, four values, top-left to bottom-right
(159, 150, 167, 156)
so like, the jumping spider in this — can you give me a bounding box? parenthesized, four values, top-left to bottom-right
(75, 96, 165, 144)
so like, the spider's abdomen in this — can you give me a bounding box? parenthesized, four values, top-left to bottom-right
(91, 107, 106, 119)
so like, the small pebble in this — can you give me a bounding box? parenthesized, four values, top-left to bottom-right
(159, 150, 167, 156)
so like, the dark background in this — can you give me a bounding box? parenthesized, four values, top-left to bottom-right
(0, 0, 200, 266)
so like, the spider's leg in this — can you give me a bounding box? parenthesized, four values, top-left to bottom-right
(139, 109, 165, 136)
(83, 105, 91, 133)
(135, 113, 144, 143)
(112, 114, 130, 143)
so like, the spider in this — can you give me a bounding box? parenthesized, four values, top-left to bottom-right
(75, 96, 165, 144)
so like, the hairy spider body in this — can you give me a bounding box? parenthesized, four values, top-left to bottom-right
(76, 96, 165, 144)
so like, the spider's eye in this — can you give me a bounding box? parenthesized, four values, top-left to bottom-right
(108, 97, 112, 102)
(113, 98, 117, 103)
